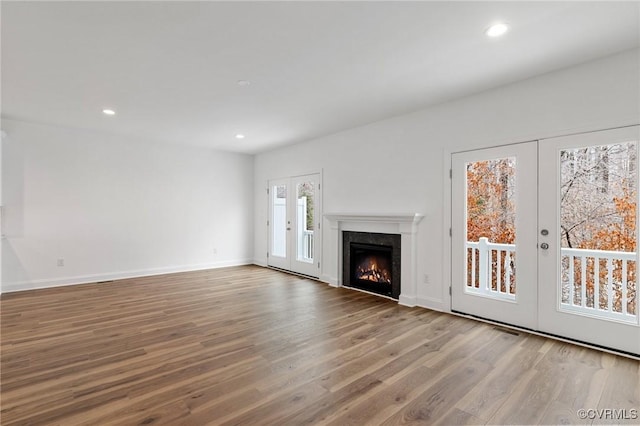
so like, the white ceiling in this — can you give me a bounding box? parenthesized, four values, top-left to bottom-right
(2, 1, 639, 154)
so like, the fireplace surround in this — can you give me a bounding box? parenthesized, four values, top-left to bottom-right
(324, 213, 423, 306)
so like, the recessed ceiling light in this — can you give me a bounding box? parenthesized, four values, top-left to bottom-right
(235, 134, 245, 139)
(485, 23, 509, 38)
(237, 80, 251, 87)
(102, 109, 116, 115)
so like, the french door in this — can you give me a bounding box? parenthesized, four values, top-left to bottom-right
(452, 126, 639, 355)
(451, 142, 539, 330)
(268, 173, 321, 278)
(539, 126, 639, 354)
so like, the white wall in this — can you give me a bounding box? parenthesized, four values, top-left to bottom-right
(253, 48, 640, 311)
(0, 0, 3, 292)
(1, 119, 254, 292)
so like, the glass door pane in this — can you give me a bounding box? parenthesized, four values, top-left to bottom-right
(559, 141, 637, 322)
(272, 184, 287, 258)
(465, 157, 517, 301)
(296, 181, 315, 263)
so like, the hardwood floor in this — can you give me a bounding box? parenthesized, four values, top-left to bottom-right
(1, 265, 638, 425)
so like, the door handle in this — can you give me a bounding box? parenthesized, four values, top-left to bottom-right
(540, 243, 549, 250)
(286, 228, 291, 231)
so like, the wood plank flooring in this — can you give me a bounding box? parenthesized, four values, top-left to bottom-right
(1, 265, 638, 425)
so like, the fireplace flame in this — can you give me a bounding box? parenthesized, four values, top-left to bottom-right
(356, 258, 391, 284)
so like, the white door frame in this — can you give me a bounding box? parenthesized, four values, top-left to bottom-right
(267, 172, 323, 278)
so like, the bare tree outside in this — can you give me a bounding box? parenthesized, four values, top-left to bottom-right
(560, 142, 637, 251)
(560, 141, 637, 316)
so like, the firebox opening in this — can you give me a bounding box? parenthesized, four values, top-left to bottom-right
(342, 231, 401, 300)
(350, 243, 393, 297)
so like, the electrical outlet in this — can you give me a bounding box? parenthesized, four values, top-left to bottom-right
(57, 258, 64, 267)
(423, 274, 429, 284)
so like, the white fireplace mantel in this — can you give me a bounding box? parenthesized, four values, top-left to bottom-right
(325, 213, 423, 227)
(323, 213, 424, 307)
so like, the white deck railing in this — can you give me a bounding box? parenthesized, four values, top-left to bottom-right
(302, 230, 314, 261)
(466, 237, 516, 301)
(561, 247, 636, 322)
(296, 195, 314, 262)
(466, 238, 637, 322)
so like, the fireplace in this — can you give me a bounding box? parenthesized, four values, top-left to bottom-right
(343, 231, 401, 299)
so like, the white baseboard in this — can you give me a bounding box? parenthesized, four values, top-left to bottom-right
(320, 274, 338, 287)
(398, 294, 417, 307)
(0, 259, 253, 294)
(416, 296, 445, 312)
(252, 259, 267, 267)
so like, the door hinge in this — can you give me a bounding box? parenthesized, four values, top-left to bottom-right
(267, 220, 269, 226)
(449, 228, 452, 237)
(318, 183, 320, 190)
(318, 222, 320, 230)
(267, 187, 269, 194)
(318, 262, 320, 268)
(449, 286, 452, 295)
(449, 169, 452, 179)
(266, 252, 269, 258)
